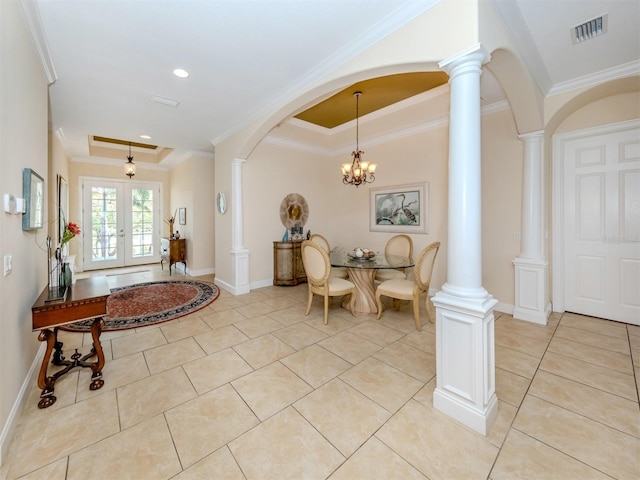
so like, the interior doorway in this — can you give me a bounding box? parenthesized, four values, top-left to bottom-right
(81, 178, 162, 271)
(553, 120, 640, 325)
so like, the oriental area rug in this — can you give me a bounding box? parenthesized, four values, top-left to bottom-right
(60, 280, 219, 332)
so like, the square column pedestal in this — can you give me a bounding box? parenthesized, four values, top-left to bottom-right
(513, 257, 550, 325)
(431, 290, 498, 435)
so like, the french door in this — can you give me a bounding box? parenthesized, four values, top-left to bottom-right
(82, 179, 161, 270)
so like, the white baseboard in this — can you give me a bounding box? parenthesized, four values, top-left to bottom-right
(494, 301, 514, 315)
(0, 343, 45, 467)
(185, 267, 215, 277)
(214, 277, 243, 295)
(251, 279, 274, 290)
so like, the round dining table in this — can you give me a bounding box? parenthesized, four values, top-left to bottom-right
(329, 252, 414, 314)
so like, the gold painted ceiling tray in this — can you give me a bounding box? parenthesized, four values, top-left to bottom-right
(280, 193, 309, 228)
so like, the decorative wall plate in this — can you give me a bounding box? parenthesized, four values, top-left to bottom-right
(216, 192, 226, 214)
(279, 193, 309, 228)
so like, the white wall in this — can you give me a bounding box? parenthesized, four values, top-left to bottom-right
(0, 0, 50, 462)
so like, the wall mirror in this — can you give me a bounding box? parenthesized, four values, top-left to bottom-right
(22, 168, 45, 231)
(57, 175, 68, 243)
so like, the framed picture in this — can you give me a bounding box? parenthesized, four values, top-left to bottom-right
(370, 182, 428, 233)
(57, 175, 68, 243)
(178, 207, 186, 225)
(22, 168, 45, 231)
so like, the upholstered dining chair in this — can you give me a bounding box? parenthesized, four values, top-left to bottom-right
(301, 240, 356, 325)
(375, 234, 414, 282)
(375, 241, 440, 331)
(309, 233, 348, 279)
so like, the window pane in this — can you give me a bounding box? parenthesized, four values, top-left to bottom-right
(91, 187, 117, 261)
(131, 188, 154, 257)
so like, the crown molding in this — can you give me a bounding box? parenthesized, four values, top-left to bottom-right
(19, 0, 57, 85)
(70, 156, 169, 172)
(266, 98, 511, 156)
(548, 60, 640, 96)
(261, 136, 329, 155)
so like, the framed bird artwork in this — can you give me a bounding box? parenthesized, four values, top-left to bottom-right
(370, 182, 428, 233)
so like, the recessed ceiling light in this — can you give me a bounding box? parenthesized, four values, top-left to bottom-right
(173, 68, 189, 78)
(140, 134, 151, 139)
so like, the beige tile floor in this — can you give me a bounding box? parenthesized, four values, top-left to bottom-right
(2, 265, 639, 479)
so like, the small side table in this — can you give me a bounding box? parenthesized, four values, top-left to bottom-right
(160, 237, 187, 275)
(31, 276, 110, 408)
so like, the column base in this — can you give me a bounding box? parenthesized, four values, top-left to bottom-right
(513, 257, 550, 325)
(433, 386, 498, 436)
(431, 289, 498, 436)
(231, 248, 250, 295)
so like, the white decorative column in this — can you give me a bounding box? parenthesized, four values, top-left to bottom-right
(432, 45, 498, 436)
(513, 131, 550, 324)
(231, 158, 250, 295)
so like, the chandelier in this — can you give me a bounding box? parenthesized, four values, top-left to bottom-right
(124, 142, 136, 178)
(341, 91, 377, 187)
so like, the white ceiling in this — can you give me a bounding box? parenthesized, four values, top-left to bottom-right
(31, 0, 639, 165)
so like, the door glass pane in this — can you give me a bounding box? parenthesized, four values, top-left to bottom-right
(131, 188, 154, 258)
(91, 187, 118, 261)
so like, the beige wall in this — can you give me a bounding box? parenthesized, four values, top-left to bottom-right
(555, 92, 640, 134)
(0, 0, 50, 462)
(66, 153, 216, 276)
(481, 109, 523, 306)
(68, 161, 171, 267)
(244, 102, 523, 308)
(169, 155, 215, 275)
(2, 0, 638, 467)
(48, 132, 70, 244)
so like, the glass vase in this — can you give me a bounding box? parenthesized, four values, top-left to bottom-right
(59, 261, 72, 288)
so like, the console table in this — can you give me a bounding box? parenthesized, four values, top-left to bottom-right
(31, 276, 110, 408)
(161, 237, 187, 275)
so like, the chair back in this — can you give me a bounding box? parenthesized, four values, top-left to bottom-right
(301, 240, 330, 286)
(414, 241, 440, 292)
(309, 234, 331, 253)
(385, 234, 413, 260)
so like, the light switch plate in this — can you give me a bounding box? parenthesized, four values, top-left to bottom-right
(4, 194, 16, 213)
(4, 255, 12, 276)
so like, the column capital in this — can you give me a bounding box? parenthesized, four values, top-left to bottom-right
(232, 157, 246, 166)
(439, 43, 491, 76)
(518, 130, 544, 141)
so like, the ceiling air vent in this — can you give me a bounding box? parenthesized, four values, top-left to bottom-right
(571, 13, 608, 44)
(150, 95, 180, 107)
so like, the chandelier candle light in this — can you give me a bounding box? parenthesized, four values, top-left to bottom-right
(341, 91, 377, 187)
(124, 142, 136, 178)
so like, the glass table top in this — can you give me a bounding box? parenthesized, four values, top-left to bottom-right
(329, 252, 414, 270)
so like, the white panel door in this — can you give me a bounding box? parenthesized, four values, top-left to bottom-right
(564, 125, 640, 325)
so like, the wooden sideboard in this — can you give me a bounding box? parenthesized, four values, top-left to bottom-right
(161, 237, 187, 275)
(273, 241, 307, 286)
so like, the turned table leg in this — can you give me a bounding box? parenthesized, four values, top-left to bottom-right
(36, 329, 58, 409)
(89, 318, 105, 390)
(35, 319, 106, 408)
